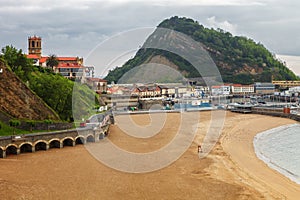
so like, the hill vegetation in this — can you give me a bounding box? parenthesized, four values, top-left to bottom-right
(105, 16, 298, 84)
(0, 59, 59, 121)
(0, 46, 99, 123)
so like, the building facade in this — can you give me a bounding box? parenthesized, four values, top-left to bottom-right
(211, 85, 231, 95)
(26, 36, 92, 80)
(272, 80, 300, 90)
(230, 84, 254, 94)
(86, 78, 107, 93)
(254, 82, 275, 94)
(28, 36, 42, 58)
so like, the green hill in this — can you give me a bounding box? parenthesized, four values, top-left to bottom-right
(0, 59, 60, 121)
(0, 46, 99, 123)
(105, 16, 298, 84)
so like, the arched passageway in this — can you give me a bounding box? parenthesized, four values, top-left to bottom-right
(6, 145, 18, 156)
(75, 137, 85, 144)
(0, 148, 4, 158)
(62, 138, 74, 147)
(20, 143, 33, 153)
(49, 140, 61, 149)
(99, 132, 105, 140)
(86, 135, 95, 143)
(35, 141, 47, 151)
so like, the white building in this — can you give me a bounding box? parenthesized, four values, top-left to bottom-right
(211, 85, 231, 95)
(231, 84, 254, 94)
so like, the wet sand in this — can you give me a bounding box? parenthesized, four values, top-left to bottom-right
(0, 111, 300, 199)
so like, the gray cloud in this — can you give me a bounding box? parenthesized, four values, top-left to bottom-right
(1, 0, 300, 71)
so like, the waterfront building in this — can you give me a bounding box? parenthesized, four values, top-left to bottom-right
(211, 85, 230, 95)
(230, 84, 255, 95)
(254, 82, 275, 94)
(272, 80, 300, 90)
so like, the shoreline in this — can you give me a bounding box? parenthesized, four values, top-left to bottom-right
(0, 112, 300, 199)
(221, 112, 300, 199)
(253, 123, 300, 185)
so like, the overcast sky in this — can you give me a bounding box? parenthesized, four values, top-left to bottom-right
(1, 0, 300, 75)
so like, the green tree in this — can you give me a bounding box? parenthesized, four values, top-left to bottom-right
(9, 119, 21, 135)
(44, 119, 53, 131)
(0, 45, 33, 81)
(46, 54, 59, 71)
(1, 45, 99, 122)
(26, 120, 36, 132)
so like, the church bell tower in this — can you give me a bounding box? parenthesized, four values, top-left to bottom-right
(28, 35, 42, 58)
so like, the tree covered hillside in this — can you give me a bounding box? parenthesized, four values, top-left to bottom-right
(105, 16, 298, 84)
(0, 46, 99, 122)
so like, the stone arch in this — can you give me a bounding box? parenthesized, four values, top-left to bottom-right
(75, 136, 85, 144)
(99, 132, 105, 140)
(86, 134, 95, 143)
(20, 142, 33, 153)
(6, 144, 18, 156)
(62, 137, 74, 147)
(0, 146, 4, 158)
(34, 140, 48, 151)
(49, 138, 61, 149)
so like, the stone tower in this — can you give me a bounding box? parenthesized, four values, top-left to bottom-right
(28, 35, 42, 57)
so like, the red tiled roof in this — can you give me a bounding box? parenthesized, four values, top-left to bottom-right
(212, 86, 222, 88)
(107, 88, 116, 93)
(39, 57, 48, 63)
(212, 85, 230, 88)
(231, 84, 242, 87)
(30, 56, 79, 64)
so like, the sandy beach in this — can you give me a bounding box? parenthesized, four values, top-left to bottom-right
(0, 111, 300, 199)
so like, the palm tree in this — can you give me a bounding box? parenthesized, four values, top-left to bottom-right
(46, 54, 59, 72)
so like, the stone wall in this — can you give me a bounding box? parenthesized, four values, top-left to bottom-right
(0, 110, 72, 131)
(252, 107, 300, 122)
(0, 124, 110, 158)
(18, 121, 73, 131)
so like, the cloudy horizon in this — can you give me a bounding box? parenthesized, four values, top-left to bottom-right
(1, 0, 300, 75)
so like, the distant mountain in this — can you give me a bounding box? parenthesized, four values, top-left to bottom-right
(105, 16, 299, 84)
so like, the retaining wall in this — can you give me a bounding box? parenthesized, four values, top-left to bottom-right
(251, 107, 300, 122)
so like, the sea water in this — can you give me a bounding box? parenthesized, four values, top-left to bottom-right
(254, 124, 300, 184)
